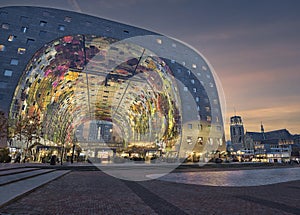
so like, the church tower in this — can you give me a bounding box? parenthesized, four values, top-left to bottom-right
(230, 115, 245, 145)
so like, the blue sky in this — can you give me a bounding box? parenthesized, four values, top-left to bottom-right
(1, 0, 300, 139)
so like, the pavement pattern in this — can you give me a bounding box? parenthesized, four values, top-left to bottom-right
(0, 170, 299, 215)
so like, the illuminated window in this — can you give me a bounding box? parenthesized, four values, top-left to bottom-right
(183, 86, 188, 92)
(1, 23, 9, 29)
(193, 88, 197, 93)
(207, 116, 212, 122)
(191, 79, 195, 84)
(192, 64, 197, 69)
(156, 39, 162, 44)
(58, 25, 65, 31)
(0, 45, 5, 52)
(64, 16, 72, 22)
(40, 21, 47, 27)
(10, 59, 19, 65)
(196, 97, 199, 102)
(209, 83, 214, 88)
(17, 48, 26, 55)
(8, 35, 16, 42)
(205, 106, 210, 112)
(21, 26, 28, 33)
(4, 70, 13, 77)
(171, 59, 175, 63)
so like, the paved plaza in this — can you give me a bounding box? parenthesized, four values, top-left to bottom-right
(0, 164, 299, 215)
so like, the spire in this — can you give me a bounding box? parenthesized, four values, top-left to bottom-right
(261, 122, 265, 140)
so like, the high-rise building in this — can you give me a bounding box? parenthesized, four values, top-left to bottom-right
(0, 6, 225, 161)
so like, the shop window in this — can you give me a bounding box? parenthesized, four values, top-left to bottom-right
(40, 21, 47, 27)
(58, 25, 65, 31)
(10, 59, 19, 65)
(1, 23, 9, 29)
(64, 16, 72, 22)
(17, 48, 26, 55)
(8, 35, 16, 42)
(4, 70, 13, 77)
(0, 45, 5, 52)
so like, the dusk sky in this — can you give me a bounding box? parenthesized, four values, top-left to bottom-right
(1, 0, 300, 139)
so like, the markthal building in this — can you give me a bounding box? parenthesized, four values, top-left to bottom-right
(0, 6, 226, 169)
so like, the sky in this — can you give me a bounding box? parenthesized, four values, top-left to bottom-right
(1, 0, 300, 140)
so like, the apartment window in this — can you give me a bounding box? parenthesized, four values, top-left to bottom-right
(39, 30, 47, 37)
(0, 11, 8, 18)
(10, 59, 19, 65)
(0, 81, 8, 88)
(4, 70, 13, 77)
(0, 45, 5, 52)
(43, 11, 50, 17)
(40, 21, 47, 27)
(1, 23, 9, 29)
(183, 86, 188, 92)
(171, 59, 175, 64)
(17, 48, 26, 55)
(191, 79, 195, 84)
(20, 16, 29, 23)
(156, 39, 162, 44)
(192, 64, 197, 69)
(26, 38, 35, 46)
(172, 43, 176, 48)
(58, 25, 65, 31)
(21, 26, 28, 33)
(209, 83, 214, 88)
(188, 124, 192, 129)
(64, 16, 72, 22)
(196, 97, 199, 102)
(8, 35, 16, 42)
(193, 88, 197, 93)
